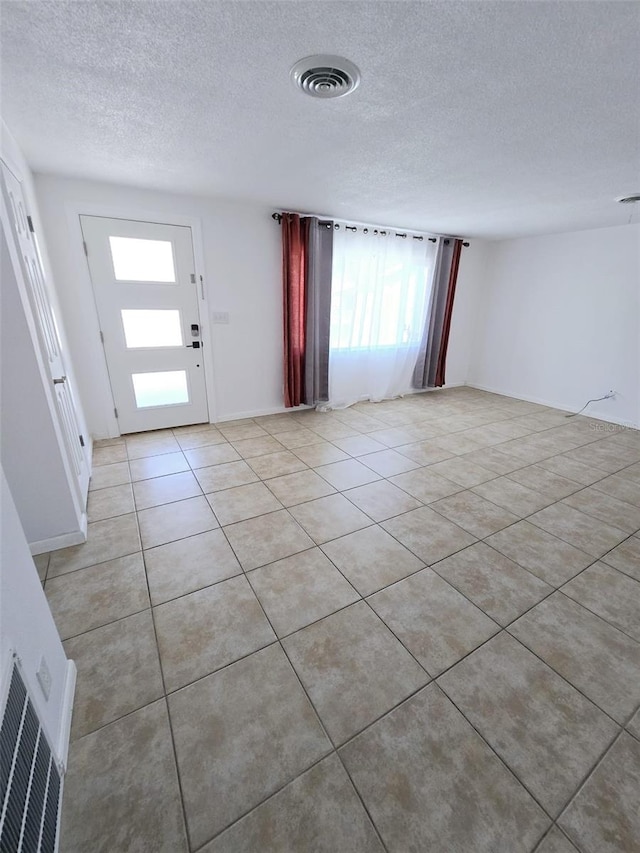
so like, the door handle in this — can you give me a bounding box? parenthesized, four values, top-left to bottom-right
(53, 375, 67, 384)
(186, 342, 201, 349)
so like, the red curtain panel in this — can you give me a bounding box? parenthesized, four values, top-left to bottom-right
(282, 213, 308, 407)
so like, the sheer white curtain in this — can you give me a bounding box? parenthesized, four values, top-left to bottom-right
(326, 228, 437, 408)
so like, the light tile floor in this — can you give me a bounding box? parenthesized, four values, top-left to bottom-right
(37, 387, 640, 853)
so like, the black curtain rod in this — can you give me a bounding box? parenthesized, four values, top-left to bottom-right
(271, 212, 469, 246)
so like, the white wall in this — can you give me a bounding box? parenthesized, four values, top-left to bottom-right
(468, 223, 640, 427)
(34, 174, 482, 437)
(35, 175, 284, 437)
(0, 468, 75, 763)
(444, 241, 488, 386)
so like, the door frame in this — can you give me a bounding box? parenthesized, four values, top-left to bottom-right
(65, 201, 217, 436)
(0, 162, 88, 546)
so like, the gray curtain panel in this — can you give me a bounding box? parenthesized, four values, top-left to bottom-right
(304, 218, 333, 405)
(413, 238, 458, 389)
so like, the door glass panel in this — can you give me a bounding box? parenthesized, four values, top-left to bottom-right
(109, 236, 176, 282)
(132, 371, 189, 408)
(121, 309, 183, 348)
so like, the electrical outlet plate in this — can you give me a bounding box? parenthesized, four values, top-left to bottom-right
(36, 656, 52, 700)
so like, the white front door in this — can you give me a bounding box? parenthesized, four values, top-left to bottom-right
(80, 216, 209, 434)
(1, 160, 90, 503)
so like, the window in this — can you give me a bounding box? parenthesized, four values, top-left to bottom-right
(131, 371, 189, 408)
(109, 236, 176, 282)
(326, 228, 437, 407)
(330, 230, 433, 351)
(121, 309, 183, 348)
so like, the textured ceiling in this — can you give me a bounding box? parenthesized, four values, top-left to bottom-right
(1, 1, 639, 238)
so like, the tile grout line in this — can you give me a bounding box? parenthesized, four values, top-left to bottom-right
(551, 727, 631, 850)
(61, 393, 640, 851)
(186, 750, 342, 853)
(62, 529, 639, 747)
(128, 450, 195, 853)
(97, 407, 638, 511)
(213, 520, 391, 853)
(433, 675, 567, 828)
(531, 824, 579, 853)
(554, 585, 640, 646)
(249, 421, 638, 841)
(60, 460, 640, 654)
(189, 461, 396, 853)
(68, 431, 640, 663)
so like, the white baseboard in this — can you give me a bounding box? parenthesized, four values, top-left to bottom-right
(90, 381, 635, 435)
(29, 512, 88, 556)
(215, 403, 314, 422)
(399, 382, 467, 396)
(467, 382, 639, 430)
(216, 384, 470, 418)
(57, 659, 76, 771)
(428, 381, 467, 392)
(90, 383, 471, 431)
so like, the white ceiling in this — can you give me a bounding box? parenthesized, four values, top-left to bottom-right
(2, 1, 639, 239)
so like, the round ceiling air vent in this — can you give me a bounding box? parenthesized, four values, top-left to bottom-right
(290, 55, 361, 99)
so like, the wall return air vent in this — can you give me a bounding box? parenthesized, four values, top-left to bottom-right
(290, 55, 361, 99)
(0, 662, 62, 852)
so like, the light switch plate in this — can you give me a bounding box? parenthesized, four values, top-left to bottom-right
(212, 311, 230, 324)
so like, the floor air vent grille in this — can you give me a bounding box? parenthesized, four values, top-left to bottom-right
(0, 663, 61, 853)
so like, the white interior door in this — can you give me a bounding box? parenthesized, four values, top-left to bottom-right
(80, 216, 209, 434)
(1, 160, 90, 502)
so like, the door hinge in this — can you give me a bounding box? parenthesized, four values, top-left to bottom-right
(114, 407, 119, 419)
(83, 240, 88, 257)
(190, 273, 196, 284)
(79, 434, 85, 447)
(27, 215, 35, 233)
(99, 330, 104, 344)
